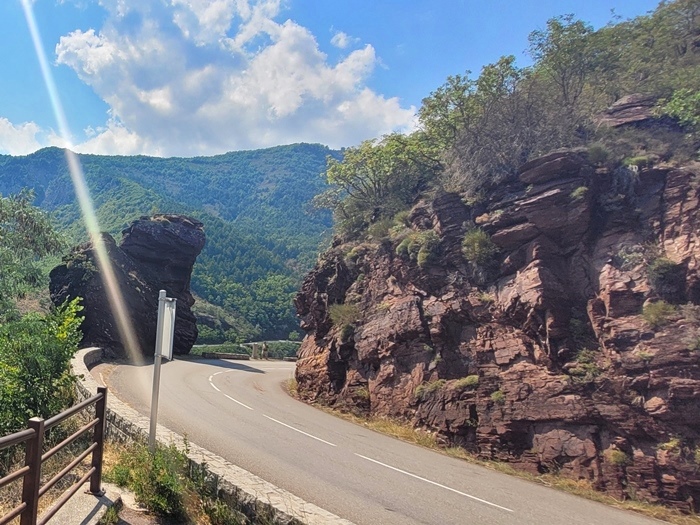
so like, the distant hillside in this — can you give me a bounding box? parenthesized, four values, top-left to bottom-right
(0, 143, 338, 340)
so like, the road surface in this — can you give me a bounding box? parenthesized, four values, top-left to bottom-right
(99, 358, 661, 525)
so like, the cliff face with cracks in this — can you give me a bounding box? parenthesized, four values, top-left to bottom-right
(50, 214, 205, 358)
(295, 150, 700, 510)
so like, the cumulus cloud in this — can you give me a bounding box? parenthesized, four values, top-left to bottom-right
(0, 118, 62, 155)
(52, 0, 415, 156)
(330, 31, 357, 49)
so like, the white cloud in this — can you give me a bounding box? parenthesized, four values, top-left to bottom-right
(51, 0, 415, 156)
(0, 118, 57, 155)
(330, 31, 357, 49)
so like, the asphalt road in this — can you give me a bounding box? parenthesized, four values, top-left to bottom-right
(100, 359, 661, 525)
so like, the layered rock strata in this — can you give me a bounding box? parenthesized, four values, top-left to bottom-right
(295, 151, 700, 510)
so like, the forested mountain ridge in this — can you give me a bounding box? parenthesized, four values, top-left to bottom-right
(0, 143, 338, 340)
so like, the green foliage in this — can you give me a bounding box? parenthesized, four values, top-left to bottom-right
(98, 505, 120, 525)
(395, 230, 440, 267)
(0, 144, 336, 341)
(0, 298, 83, 435)
(658, 437, 682, 452)
(454, 375, 479, 389)
(107, 443, 189, 518)
(570, 186, 588, 201)
(647, 257, 685, 301)
(354, 387, 370, 401)
(0, 190, 65, 321)
(643, 301, 676, 329)
(663, 88, 700, 129)
(322, 134, 440, 237)
(623, 155, 654, 169)
(490, 390, 506, 405)
(606, 449, 631, 467)
(329, 303, 360, 327)
(415, 379, 447, 401)
(461, 228, 498, 266)
(587, 144, 610, 165)
(569, 349, 602, 383)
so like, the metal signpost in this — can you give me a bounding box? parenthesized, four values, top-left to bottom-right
(149, 290, 177, 450)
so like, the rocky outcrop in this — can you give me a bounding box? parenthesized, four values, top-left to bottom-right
(50, 215, 205, 358)
(598, 94, 658, 128)
(294, 150, 700, 511)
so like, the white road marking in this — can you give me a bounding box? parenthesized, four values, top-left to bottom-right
(225, 394, 254, 411)
(263, 415, 337, 447)
(99, 372, 106, 387)
(210, 382, 221, 392)
(354, 453, 514, 513)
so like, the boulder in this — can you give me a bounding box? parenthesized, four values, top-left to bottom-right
(50, 215, 205, 358)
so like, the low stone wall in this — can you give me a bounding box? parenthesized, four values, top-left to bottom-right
(71, 347, 354, 525)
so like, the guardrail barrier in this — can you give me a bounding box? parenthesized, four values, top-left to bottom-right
(0, 386, 107, 525)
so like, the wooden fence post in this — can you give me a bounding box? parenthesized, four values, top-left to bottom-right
(20, 417, 44, 525)
(90, 386, 107, 496)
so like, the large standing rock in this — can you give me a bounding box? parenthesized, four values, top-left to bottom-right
(50, 215, 205, 358)
(295, 148, 700, 511)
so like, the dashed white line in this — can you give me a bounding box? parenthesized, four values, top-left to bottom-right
(263, 415, 337, 447)
(354, 453, 514, 513)
(224, 394, 253, 411)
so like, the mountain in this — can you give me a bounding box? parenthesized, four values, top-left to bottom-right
(0, 143, 339, 340)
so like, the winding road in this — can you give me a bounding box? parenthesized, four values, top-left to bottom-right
(98, 358, 660, 525)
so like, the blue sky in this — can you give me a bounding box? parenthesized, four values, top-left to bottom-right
(0, 0, 659, 157)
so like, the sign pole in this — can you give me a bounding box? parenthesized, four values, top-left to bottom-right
(149, 290, 176, 451)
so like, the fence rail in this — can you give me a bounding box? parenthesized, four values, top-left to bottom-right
(0, 386, 107, 525)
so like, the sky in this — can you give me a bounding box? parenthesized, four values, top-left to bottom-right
(0, 0, 660, 158)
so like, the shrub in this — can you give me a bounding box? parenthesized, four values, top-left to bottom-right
(329, 303, 360, 326)
(339, 323, 355, 343)
(587, 143, 609, 165)
(108, 443, 189, 518)
(367, 218, 394, 240)
(415, 379, 447, 400)
(658, 437, 681, 452)
(354, 387, 370, 400)
(454, 375, 479, 389)
(606, 449, 630, 467)
(490, 390, 506, 405)
(462, 228, 498, 266)
(642, 301, 676, 329)
(0, 298, 83, 435)
(623, 155, 653, 169)
(569, 186, 588, 201)
(569, 349, 601, 382)
(647, 257, 685, 301)
(395, 230, 440, 267)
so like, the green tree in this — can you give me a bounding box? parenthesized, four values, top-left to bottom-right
(0, 190, 64, 321)
(323, 133, 439, 236)
(528, 15, 596, 110)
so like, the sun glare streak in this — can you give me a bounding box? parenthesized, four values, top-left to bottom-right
(22, 0, 144, 365)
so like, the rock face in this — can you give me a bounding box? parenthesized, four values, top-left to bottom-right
(597, 94, 658, 128)
(295, 151, 700, 511)
(50, 215, 205, 358)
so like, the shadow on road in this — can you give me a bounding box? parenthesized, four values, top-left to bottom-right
(172, 358, 266, 374)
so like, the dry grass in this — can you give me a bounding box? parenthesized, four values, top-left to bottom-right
(298, 398, 700, 525)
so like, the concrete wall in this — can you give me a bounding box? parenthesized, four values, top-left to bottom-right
(72, 348, 353, 525)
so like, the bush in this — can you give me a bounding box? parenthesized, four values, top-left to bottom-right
(0, 298, 83, 435)
(415, 379, 446, 400)
(108, 443, 189, 518)
(569, 349, 601, 383)
(643, 301, 676, 329)
(462, 228, 498, 266)
(454, 375, 479, 389)
(490, 390, 506, 405)
(329, 303, 360, 326)
(395, 230, 440, 267)
(606, 449, 630, 467)
(570, 186, 588, 201)
(587, 143, 609, 165)
(647, 257, 685, 302)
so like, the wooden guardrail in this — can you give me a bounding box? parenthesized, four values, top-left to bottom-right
(0, 386, 107, 525)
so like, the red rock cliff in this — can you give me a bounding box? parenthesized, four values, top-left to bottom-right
(295, 150, 700, 510)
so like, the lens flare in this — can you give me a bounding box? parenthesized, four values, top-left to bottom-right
(22, 1, 143, 365)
